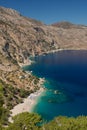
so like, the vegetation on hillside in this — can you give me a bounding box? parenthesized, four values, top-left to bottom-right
(6, 112, 42, 130)
(0, 76, 87, 130)
(0, 112, 87, 130)
(0, 6, 87, 130)
(0, 79, 33, 126)
(43, 116, 87, 130)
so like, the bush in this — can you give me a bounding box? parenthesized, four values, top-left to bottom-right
(7, 112, 42, 130)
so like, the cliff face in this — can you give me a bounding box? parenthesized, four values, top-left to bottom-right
(0, 6, 87, 89)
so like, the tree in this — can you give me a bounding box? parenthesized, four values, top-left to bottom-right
(7, 112, 42, 130)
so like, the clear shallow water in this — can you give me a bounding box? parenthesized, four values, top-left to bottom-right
(24, 50, 87, 121)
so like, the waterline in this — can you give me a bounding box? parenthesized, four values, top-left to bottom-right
(24, 50, 87, 121)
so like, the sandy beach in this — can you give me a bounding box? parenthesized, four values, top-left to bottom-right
(9, 87, 44, 122)
(8, 57, 45, 122)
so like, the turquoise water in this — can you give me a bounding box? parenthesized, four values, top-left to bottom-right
(24, 50, 87, 121)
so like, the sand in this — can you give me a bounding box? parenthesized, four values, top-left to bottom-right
(9, 87, 44, 122)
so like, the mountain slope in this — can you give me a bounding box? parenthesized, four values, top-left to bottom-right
(0, 6, 87, 90)
(0, 6, 87, 127)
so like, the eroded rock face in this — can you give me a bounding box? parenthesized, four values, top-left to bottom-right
(0, 6, 87, 89)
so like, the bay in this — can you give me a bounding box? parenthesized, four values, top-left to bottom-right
(24, 50, 87, 121)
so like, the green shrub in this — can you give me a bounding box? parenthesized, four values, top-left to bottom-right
(7, 112, 42, 130)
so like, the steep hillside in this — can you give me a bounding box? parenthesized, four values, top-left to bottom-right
(0, 6, 87, 128)
(0, 6, 87, 90)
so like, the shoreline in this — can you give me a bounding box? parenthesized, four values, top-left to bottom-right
(9, 56, 45, 121)
(8, 49, 86, 122)
(19, 49, 82, 68)
(9, 49, 60, 121)
(9, 87, 44, 122)
(9, 49, 73, 122)
(9, 50, 72, 117)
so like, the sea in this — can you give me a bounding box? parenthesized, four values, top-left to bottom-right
(23, 50, 87, 121)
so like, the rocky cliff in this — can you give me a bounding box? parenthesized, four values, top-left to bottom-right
(0, 6, 87, 90)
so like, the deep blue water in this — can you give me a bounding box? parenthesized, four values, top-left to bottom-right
(24, 50, 87, 121)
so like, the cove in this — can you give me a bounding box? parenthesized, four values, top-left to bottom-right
(24, 50, 87, 121)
